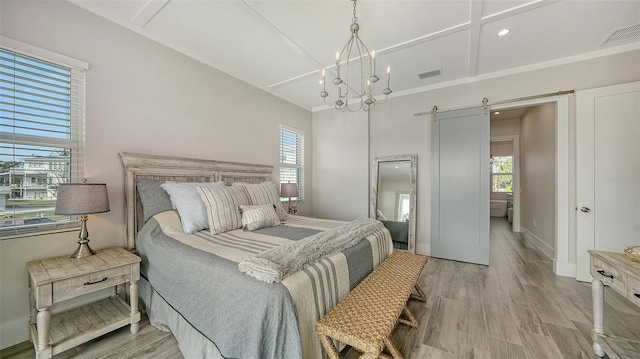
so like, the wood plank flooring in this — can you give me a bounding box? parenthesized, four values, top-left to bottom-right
(3, 217, 639, 359)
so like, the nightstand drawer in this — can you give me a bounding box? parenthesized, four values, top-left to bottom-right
(53, 265, 131, 303)
(626, 275, 640, 307)
(591, 257, 626, 294)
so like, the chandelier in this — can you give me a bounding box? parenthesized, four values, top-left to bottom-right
(320, 0, 392, 112)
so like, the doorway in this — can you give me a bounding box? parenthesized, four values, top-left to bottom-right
(490, 96, 572, 277)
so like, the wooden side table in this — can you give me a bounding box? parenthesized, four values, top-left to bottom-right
(589, 250, 640, 358)
(26, 247, 141, 359)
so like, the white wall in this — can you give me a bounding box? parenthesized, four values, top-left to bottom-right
(520, 104, 557, 254)
(490, 140, 513, 157)
(312, 49, 640, 257)
(0, 0, 311, 349)
(311, 110, 368, 220)
(491, 118, 521, 138)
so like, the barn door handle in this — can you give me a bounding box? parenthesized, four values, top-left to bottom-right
(635, 293, 640, 299)
(580, 207, 591, 213)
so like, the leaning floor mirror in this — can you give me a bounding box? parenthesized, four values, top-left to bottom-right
(370, 154, 417, 254)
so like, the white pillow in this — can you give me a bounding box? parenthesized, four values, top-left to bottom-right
(235, 183, 287, 221)
(196, 185, 251, 234)
(239, 204, 280, 231)
(160, 181, 225, 234)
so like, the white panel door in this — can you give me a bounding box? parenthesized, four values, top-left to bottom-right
(576, 82, 640, 282)
(431, 107, 490, 265)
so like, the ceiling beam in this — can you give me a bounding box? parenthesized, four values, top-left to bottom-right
(467, 0, 483, 78)
(132, 0, 170, 27)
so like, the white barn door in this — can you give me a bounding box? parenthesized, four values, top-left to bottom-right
(431, 107, 490, 265)
(576, 82, 640, 282)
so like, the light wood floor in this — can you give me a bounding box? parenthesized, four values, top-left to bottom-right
(3, 217, 639, 359)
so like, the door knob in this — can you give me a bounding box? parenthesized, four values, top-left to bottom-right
(580, 207, 591, 213)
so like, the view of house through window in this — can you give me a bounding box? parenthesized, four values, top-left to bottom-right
(0, 47, 85, 234)
(279, 125, 304, 202)
(491, 155, 513, 193)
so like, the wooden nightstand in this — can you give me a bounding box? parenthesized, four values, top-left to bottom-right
(26, 247, 141, 359)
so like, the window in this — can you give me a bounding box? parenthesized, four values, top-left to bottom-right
(396, 193, 410, 222)
(491, 156, 513, 193)
(279, 125, 304, 202)
(1, 41, 87, 237)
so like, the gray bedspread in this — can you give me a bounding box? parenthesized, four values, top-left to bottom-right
(136, 215, 390, 359)
(138, 220, 301, 359)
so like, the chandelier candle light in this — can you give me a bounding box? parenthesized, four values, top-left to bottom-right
(320, 0, 392, 112)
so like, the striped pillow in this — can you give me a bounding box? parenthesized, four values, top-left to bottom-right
(241, 183, 287, 221)
(196, 185, 250, 234)
(240, 204, 281, 231)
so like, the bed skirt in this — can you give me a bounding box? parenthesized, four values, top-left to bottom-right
(139, 276, 223, 358)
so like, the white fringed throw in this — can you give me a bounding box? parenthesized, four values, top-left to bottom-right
(239, 217, 384, 283)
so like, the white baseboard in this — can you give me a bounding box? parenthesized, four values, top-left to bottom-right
(519, 226, 577, 279)
(520, 226, 555, 261)
(554, 261, 577, 278)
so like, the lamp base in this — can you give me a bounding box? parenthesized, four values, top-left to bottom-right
(71, 241, 96, 259)
(70, 215, 96, 259)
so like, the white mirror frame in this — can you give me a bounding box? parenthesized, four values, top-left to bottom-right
(370, 154, 417, 254)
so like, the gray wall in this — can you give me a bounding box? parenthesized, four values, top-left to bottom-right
(0, 0, 312, 349)
(520, 103, 557, 253)
(312, 49, 640, 258)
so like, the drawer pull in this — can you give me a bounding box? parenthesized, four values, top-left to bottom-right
(83, 277, 108, 286)
(635, 293, 640, 299)
(596, 270, 614, 279)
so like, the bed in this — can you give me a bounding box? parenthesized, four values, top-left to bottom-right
(381, 220, 409, 250)
(119, 152, 393, 359)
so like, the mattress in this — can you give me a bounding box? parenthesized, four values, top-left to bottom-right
(136, 210, 393, 359)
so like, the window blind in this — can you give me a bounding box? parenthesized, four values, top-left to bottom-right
(0, 45, 86, 237)
(279, 125, 304, 202)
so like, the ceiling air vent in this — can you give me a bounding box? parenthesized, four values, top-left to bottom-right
(600, 23, 640, 46)
(418, 69, 442, 80)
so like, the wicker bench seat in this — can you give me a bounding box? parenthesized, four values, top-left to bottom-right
(316, 252, 428, 359)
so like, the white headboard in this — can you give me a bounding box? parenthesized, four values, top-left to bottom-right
(119, 152, 273, 250)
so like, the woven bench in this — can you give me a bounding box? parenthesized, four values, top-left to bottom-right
(316, 252, 428, 359)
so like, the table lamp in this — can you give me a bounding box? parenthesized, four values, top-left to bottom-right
(280, 183, 298, 215)
(55, 180, 110, 258)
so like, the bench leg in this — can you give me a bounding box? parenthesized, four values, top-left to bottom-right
(318, 334, 342, 359)
(384, 337, 404, 359)
(410, 284, 427, 302)
(361, 352, 383, 359)
(398, 305, 419, 328)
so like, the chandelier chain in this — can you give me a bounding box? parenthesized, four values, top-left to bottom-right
(319, 0, 392, 112)
(352, 0, 358, 24)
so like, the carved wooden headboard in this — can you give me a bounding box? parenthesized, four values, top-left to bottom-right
(119, 152, 273, 250)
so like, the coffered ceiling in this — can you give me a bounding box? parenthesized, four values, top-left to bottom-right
(68, 0, 640, 111)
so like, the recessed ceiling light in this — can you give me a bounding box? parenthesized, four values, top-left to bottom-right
(319, 80, 324, 84)
(494, 111, 500, 115)
(497, 29, 510, 37)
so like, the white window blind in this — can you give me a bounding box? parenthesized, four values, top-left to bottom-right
(279, 125, 304, 202)
(0, 43, 86, 237)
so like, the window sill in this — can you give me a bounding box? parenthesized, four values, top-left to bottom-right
(0, 222, 81, 240)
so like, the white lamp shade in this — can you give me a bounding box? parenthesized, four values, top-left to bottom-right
(55, 183, 110, 215)
(280, 183, 298, 197)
